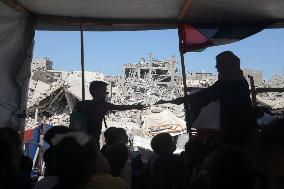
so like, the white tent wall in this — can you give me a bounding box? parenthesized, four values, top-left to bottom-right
(0, 2, 34, 131)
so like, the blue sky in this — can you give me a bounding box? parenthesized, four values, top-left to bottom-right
(34, 28, 284, 79)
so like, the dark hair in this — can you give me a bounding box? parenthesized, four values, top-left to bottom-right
(151, 133, 175, 155)
(205, 145, 253, 189)
(105, 143, 128, 176)
(54, 136, 97, 189)
(39, 111, 51, 118)
(44, 126, 71, 146)
(113, 128, 128, 144)
(89, 81, 108, 97)
(103, 127, 116, 144)
(216, 51, 240, 71)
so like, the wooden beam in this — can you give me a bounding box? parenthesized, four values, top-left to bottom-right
(36, 15, 177, 27)
(36, 14, 283, 30)
(248, 75, 257, 108)
(80, 24, 86, 101)
(179, 51, 192, 134)
(255, 87, 284, 93)
(1, 0, 30, 14)
(177, 0, 193, 21)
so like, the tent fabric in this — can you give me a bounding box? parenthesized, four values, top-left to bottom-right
(19, 0, 184, 20)
(25, 123, 52, 161)
(24, 128, 34, 141)
(179, 23, 269, 53)
(10, 0, 284, 31)
(0, 2, 34, 130)
(142, 110, 186, 134)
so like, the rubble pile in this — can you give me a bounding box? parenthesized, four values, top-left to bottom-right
(256, 76, 284, 110)
(27, 59, 105, 128)
(49, 112, 70, 126)
(26, 57, 284, 149)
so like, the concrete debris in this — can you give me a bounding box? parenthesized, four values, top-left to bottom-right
(141, 110, 186, 136)
(27, 59, 105, 129)
(26, 57, 284, 150)
(256, 76, 284, 110)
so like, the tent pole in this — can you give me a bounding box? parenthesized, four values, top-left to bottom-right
(179, 51, 191, 134)
(80, 23, 86, 100)
(248, 75, 257, 108)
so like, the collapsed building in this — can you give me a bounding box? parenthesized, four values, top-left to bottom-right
(105, 56, 186, 138)
(257, 75, 284, 117)
(187, 72, 217, 87)
(26, 57, 284, 150)
(26, 56, 188, 150)
(27, 59, 105, 129)
(117, 56, 183, 101)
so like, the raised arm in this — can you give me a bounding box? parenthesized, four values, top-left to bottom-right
(111, 103, 146, 111)
(155, 97, 185, 105)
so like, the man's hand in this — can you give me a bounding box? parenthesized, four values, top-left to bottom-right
(154, 100, 168, 105)
(111, 103, 147, 111)
(155, 97, 184, 105)
(136, 103, 147, 110)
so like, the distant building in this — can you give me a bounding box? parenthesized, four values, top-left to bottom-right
(31, 58, 64, 83)
(188, 72, 213, 80)
(32, 58, 53, 71)
(122, 56, 177, 83)
(121, 56, 182, 96)
(243, 69, 263, 87)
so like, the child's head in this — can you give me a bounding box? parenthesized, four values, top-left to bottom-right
(52, 132, 97, 189)
(113, 128, 128, 144)
(89, 81, 108, 100)
(39, 111, 51, 124)
(151, 133, 175, 156)
(104, 127, 116, 145)
(105, 143, 128, 176)
(44, 126, 71, 146)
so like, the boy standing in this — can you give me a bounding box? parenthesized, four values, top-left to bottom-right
(72, 81, 145, 144)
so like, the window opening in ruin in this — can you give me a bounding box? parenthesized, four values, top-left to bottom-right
(140, 69, 150, 79)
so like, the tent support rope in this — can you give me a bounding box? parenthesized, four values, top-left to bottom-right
(80, 23, 85, 100)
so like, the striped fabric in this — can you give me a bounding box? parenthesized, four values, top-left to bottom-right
(179, 23, 269, 53)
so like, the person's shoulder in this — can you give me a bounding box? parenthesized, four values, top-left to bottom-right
(212, 80, 228, 87)
(214, 79, 247, 87)
(88, 173, 126, 189)
(166, 154, 182, 163)
(74, 100, 93, 111)
(34, 176, 58, 189)
(110, 175, 126, 186)
(89, 100, 110, 105)
(239, 77, 250, 86)
(46, 124, 53, 129)
(92, 100, 113, 109)
(76, 100, 92, 105)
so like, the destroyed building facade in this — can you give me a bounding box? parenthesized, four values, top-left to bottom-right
(119, 56, 183, 100)
(31, 58, 63, 83)
(32, 58, 53, 71)
(122, 56, 177, 84)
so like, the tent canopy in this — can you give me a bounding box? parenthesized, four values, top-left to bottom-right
(4, 0, 284, 31)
